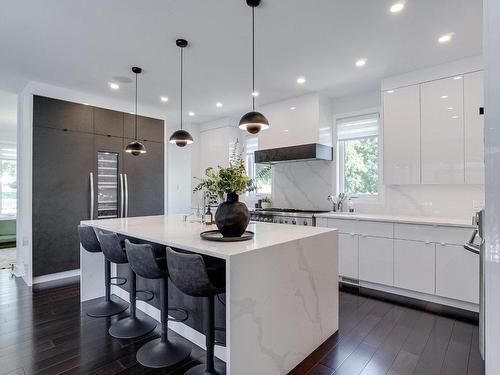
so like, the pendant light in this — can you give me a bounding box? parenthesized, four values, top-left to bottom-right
(239, 0, 269, 134)
(125, 67, 147, 156)
(169, 39, 194, 147)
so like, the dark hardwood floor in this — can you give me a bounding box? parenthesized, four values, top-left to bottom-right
(0, 270, 484, 375)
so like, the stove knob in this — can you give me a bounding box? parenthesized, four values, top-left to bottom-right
(279, 219, 283, 224)
(292, 220, 296, 225)
(303, 220, 308, 226)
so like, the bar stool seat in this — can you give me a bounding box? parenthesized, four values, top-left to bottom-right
(125, 240, 192, 368)
(166, 247, 226, 375)
(98, 232, 157, 339)
(78, 225, 128, 317)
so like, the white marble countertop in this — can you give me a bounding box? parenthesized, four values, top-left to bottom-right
(81, 215, 335, 260)
(314, 212, 475, 228)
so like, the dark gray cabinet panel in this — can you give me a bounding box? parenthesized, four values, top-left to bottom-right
(32, 127, 94, 277)
(123, 139, 164, 217)
(94, 108, 124, 137)
(33, 95, 93, 133)
(124, 114, 164, 142)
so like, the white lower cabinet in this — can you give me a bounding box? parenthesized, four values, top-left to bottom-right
(436, 243, 479, 304)
(338, 233, 358, 279)
(358, 236, 394, 286)
(394, 239, 435, 294)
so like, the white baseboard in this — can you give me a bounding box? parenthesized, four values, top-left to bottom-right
(33, 269, 80, 284)
(111, 286, 227, 363)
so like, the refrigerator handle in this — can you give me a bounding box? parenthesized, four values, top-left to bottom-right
(120, 174, 124, 218)
(124, 174, 129, 218)
(89, 172, 94, 220)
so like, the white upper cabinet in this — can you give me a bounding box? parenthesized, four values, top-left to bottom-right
(464, 71, 485, 184)
(383, 85, 421, 185)
(421, 76, 465, 184)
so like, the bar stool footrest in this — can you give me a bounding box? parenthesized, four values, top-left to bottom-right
(136, 290, 154, 302)
(110, 276, 127, 286)
(168, 307, 189, 322)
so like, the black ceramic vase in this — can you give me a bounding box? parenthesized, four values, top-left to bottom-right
(215, 193, 250, 237)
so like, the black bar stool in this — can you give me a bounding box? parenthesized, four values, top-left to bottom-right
(125, 240, 192, 368)
(166, 247, 226, 375)
(78, 225, 128, 317)
(98, 232, 157, 339)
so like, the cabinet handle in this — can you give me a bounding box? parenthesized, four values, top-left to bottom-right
(124, 174, 129, 218)
(440, 242, 447, 246)
(89, 172, 94, 220)
(119, 174, 124, 217)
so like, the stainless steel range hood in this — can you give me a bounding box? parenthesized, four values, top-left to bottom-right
(254, 143, 333, 164)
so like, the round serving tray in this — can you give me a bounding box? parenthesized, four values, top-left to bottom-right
(200, 230, 254, 242)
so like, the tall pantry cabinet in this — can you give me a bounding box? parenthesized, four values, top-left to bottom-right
(32, 95, 165, 277)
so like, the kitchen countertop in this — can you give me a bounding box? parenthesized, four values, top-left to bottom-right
(314, 212, 475, 228)
(81, 214, 335, 260)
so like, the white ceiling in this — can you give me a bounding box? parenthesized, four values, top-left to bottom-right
(0, 0, 482, 125)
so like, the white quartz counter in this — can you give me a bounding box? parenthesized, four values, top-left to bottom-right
(81, 214, 334, 260)
(315, 212, 474, 228)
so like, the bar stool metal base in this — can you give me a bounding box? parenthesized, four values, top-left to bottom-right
(108, 316, 156, 339)
(86, 298, 128, 318)
(136, 337, 191, 368)
(184, 364, 226, 375)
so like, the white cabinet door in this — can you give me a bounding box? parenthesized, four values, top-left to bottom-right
(338, 233, 358, 279)
(394, 239, 435, 294)
(421, 76, 465, 184)
(436, 243, 479, 304)
(464, 71, 485, 184)
(383, 85, 421, 185)
(358, 236, 394, 285)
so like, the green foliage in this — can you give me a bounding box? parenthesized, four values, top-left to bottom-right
(343, 137, 378, 195)
(255, 164, 271, 192)
(194, 139, 255, 198)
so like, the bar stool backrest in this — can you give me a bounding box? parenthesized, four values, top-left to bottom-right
(98, 232, 128, 264)
(166, 247, 219, 297)
(125, 240, 167, 280)
(78, 225, 101, 253)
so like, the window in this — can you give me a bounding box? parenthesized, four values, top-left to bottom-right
(0, 158, 16, 215)
(245, 136, 272, 195)
(337, 113, 379, 197)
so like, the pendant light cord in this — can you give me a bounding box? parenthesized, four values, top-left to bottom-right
(180, 46, 184, 130)
(135, 71, 138, 140)
(252, 6, 255, 111)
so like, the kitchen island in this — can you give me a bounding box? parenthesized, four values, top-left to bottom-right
(80, 215, 338, 375)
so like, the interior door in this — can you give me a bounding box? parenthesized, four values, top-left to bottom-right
(94, 135, 124, 219)
(123, 140, 164, 217)
(32, 127, 93, 277)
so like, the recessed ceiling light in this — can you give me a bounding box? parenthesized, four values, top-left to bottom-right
(387, 90, 395, 94)
(355, 58, 367, 67)
(82, 102, 90, 106)
(441, 95, 449, 99)
(160, 96, 169, 102)
(216, 102, 223, 108)
(453, 76, 462, 80)
(296, 76, 306, 84)
(109, 82, 119, 90)
(188, 111, 195, 116)
(290, 106, 297, 110)
(452, 115, 459, 119)
(438, 33, 454, 43)
(252, 91, 259, 97)
(390, 2, 405, 13)
(284, 129, 289, 133)
(447, 107, 454, 110)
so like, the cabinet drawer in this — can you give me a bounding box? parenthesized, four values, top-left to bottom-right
(327, 218, 393, 238)
(394, 223, 471, 245)
(359, 236, 394, 286)
(436, 243, 479, 304)
(394, 239, 435, 294)
(339, 233, 358, 279)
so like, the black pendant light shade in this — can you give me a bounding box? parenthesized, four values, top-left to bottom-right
(169, 38, 194, 147)
(239, 0, 269, 134)
(169, 129, 193, 147)
(239, 111, 269, 134)
(126, 66, 147, 156)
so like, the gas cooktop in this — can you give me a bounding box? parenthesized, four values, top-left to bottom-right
(254, 208, 330, 214)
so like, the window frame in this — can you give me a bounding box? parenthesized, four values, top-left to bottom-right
(335, 108, 383, 203)
(244, 135, 272, 197)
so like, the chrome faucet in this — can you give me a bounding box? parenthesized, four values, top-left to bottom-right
(327, 193, 347, 212)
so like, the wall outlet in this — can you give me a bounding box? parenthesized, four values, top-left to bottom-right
(473, 200, 485, 210)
